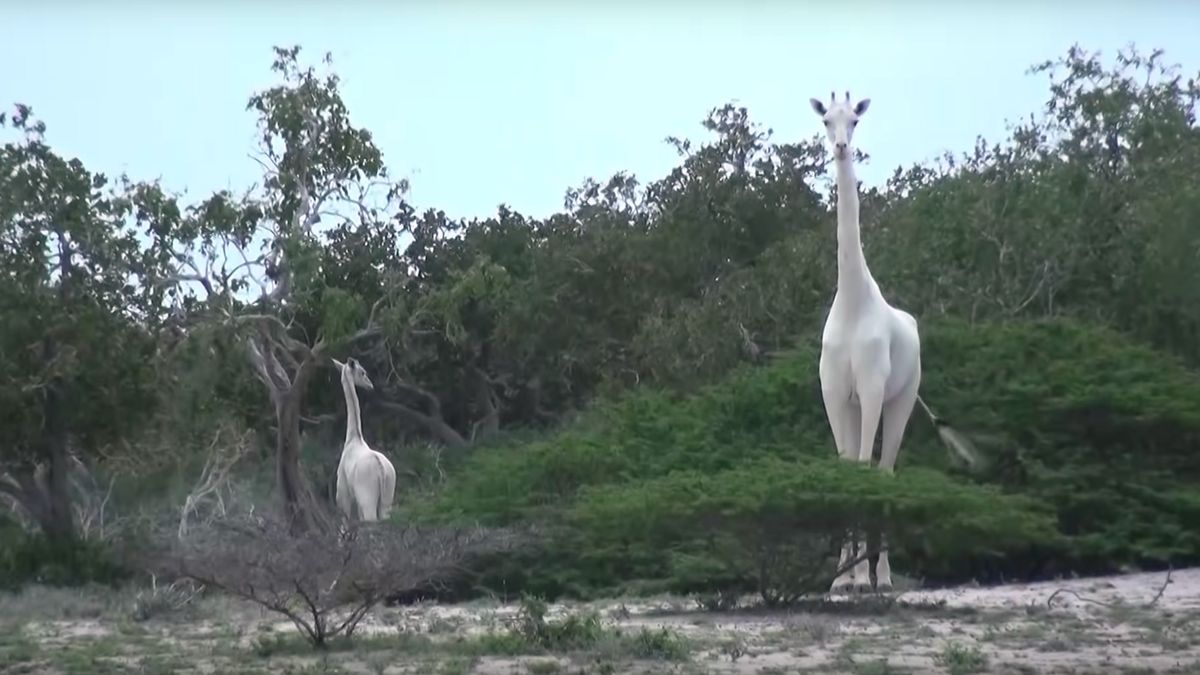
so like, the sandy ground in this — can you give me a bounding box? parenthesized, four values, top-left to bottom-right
(4, 568, 1200, 673)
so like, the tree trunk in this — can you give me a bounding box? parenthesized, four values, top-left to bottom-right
(38, 228, 77, 541)
(469, 366, 500, 441)
(246, 331, 329, 535)
(279, 350, 332, 535)
(0, 469, 58, 537)
(39, 336, 76, 542)
(3, 394, 78, 540)
(275, 390, 315, 535)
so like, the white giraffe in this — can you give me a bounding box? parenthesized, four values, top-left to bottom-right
(332, 357, 397, 522)
(810, 91, 920, 594)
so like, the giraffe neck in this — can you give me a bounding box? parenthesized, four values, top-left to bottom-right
(834, 156, 872, 301)
(341, 371, 364, 449)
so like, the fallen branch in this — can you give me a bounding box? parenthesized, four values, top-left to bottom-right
(1045, 565, 1173, 610)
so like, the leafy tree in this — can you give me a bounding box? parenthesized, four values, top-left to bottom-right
(162, 46, 407, 532)
(0, 105, 184, 540)
(868, 45, 1200, 362)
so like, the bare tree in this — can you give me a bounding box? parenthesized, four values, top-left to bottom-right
(140, 514, 520, 647)
(177, 424, 255, 540)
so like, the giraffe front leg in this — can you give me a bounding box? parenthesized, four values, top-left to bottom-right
(823, 396, 861, 596)
(853, 381, 885, 594)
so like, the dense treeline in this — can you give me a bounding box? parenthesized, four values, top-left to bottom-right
(2, 44, 1199, 600)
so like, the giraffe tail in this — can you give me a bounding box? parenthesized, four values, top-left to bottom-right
(916, 394, 988, 472)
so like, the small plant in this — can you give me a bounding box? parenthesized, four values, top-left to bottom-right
(628, 627, 689, 661)
(789, 615, 839, 645)
(493, 596, 688, 664)
(130, 576, 204, 622)
(0, 636, 38, 670)
(835, 637, 868, 670)
(856, 659, 909, 675)
(426, 615, 461, 634)
(719, 636, 747, 661)
(525, 659, 565, 674)
(253, 632, 304, 658)
(936, 641, 988, 675)
(436, 657, 477, 675)
(694, 589, 740, 611)
(473, 631, 529, 655)
(512, 595, 604, 651)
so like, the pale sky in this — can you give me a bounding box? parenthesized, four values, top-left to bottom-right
(3, 2, 1198, 222)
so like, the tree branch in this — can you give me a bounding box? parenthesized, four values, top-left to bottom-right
(375, 400, 468, 449)
(245, 339, 288, 406)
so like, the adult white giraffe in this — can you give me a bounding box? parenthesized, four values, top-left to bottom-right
(810, 91, 919, 594)
(332, 357, 397, 522)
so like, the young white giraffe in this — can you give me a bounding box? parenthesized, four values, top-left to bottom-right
(332, 357, 397, 522)
(811, 92, 920, 594)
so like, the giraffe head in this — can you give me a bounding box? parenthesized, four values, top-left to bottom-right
(809, 91, 871, 161)
(333, 357, 374, 392)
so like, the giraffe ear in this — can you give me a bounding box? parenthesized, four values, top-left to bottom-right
(853, 98, 871, 116)
(809, 98, 827, 115)
(331, 358, 346, 370)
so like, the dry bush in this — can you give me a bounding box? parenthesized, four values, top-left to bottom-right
(175, 425, 255, 540)
(137, 513, 520, 647)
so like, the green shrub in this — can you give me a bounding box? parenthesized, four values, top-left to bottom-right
(920, 318, 1200, 577)
(482, 595, 690, 662)
(571, 456, 1056, 604)
(424, 341, 836, 528)
(511, 595, 605, 651)
(0, 525, 126, 590)
(421, 318, 1200, 599)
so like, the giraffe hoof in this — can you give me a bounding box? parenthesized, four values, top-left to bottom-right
(852, 582, 875, 595)
(829, 579, 854, 595)
(875, 582, 894, 594)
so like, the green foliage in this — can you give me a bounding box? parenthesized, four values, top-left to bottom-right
(482, 595, 689, 662)
(0, 112, 165, 459)
(625, 626, 690, 661)
(935, 641, 988, 675)
(0, 104, 191, 538)
(571, 457, 1054, 604)
(318, 286, 367, 343)
(868, 46, 1200, 362)
(4, 41, 1200, 599)
(424, 317, 1200, 599)
(510, 595, 605, 651)
(0, 522, 125, 590)
(920, 318, 1200, 576)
